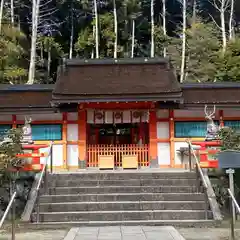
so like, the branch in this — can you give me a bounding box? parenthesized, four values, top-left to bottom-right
(39, 7, 56, 14)
(39, 0, 52, 8)
(209, 0, 221, 11)
(39, 9, 58, 18)
(209, 13, 222, 30)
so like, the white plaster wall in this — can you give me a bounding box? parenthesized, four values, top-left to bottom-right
(67, 124, 78, 141)
(52, 145, 63, 166)
(157, 142, 170, 165)
(105, 111, 114, 124)
(68, 112, 78, 121)
(122, 111, 131, 123)
(174, 142, 200, 166)
(17, 113, 62, 121)
(174, 142, 188, 165)
(39, 146, 51, 165)
(87, 110, 94, 123)
(67, 145, 79, 166)
(157, 122, 169, 139)
(156, 110, 169, 119)
(0, 115, 12, 121)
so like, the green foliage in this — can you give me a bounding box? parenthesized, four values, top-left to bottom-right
(0, 128, 23, 176)
(168, 21, 221, 82)
(38, 36, 63, 57)
(185, 22, 221, 82)
(215, 39, 240, 82)
(0, 24, 28, 83)
(75, 26, 95, 58)
(218, 127, 240, 151)
(154, 25, 171, 56)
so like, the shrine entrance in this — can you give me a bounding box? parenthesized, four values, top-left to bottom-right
(86, 109, 150, 168)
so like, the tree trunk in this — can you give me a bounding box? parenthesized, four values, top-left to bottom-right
(150, 0, 154, 57)
(0, 0, 4, 33)
(192, 0, 196, 25)
(113, 0, 117, 58)
(131, 19, 135, 58)
(124, 2, 128, 57)
(180, 0, 186, 83)
(69, 7, 74, 59)
(93, 0, 99, 58)
(27, 0, 40, 84)
(220, 0, 227, 52)
(91, 24, 95, 58)
(229, 0, 235, 40)
(162, 0, 167, 57)
(40, 42, 43, 62)
(47, 46, 51, 83)
(10, 0, 14, 25)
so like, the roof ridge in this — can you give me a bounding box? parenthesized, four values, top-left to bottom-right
(63, 57, 170, 66)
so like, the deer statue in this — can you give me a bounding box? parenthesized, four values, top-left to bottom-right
(204, 105, 219, 141)
(22, 116, 33, 143)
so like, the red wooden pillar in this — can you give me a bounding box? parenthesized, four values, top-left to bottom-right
(149, 110, 158, 167)
(62, 113, 67, 169)
(78, 108, 87, 168)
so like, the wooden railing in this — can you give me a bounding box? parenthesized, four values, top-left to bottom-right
(87, 144, 149, 168)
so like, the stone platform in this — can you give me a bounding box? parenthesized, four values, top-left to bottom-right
(64, 226, 186, 240)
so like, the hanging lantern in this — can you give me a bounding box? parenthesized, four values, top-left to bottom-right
(133, 111, 143, 119)
(115, 111, 122, 120)
(95, 111, 103, 120)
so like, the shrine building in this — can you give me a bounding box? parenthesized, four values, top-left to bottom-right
(1, 58, 240, 170)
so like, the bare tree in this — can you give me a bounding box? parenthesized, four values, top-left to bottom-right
(229, 0, 235, 40)
(28, 0, 59, 84)
(131, 19, 135, 58)
(192, 0, 197, 25)
(180, 0, 186, 83)
(69, 5, 74, 59)
(10, 0, 14, 24)
(27, 0, 40, 84)
(113, 0, 117, 58)
(162, 0, 167, 57)
(93, 0, 99, 58)
(150, 0, 154, 57)
(0, 0, 4, 33)
(209, 0, 230, 53)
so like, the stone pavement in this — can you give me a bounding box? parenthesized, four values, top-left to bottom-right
(64, 226, 186, 240)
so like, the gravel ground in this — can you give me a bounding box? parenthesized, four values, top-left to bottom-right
(0, 229, 68, 240)
(178, 228, 240, 240)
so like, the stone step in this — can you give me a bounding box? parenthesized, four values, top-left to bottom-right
(17, 220, 218, 230)
(49, 178, 196, 187)
(40, 193, 205, 203)
(46, 186, 197, 195)
(32, 210, 212, 222)
(39, 201, 206, 212)
(49, 172, 196, 181)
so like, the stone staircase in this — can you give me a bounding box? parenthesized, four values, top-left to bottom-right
(31, 171, 215, 227)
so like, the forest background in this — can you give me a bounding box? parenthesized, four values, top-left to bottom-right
(0, 0, 240, 84)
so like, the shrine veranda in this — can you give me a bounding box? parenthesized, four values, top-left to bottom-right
(0, 58, 240, 170)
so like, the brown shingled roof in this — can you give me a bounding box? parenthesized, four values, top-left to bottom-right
(52, 58, 182, 102)
(182, 83, 240, 106)
(0, 85, 54, 112)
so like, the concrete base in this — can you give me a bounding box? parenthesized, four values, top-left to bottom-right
(78, 159, 86, 169)
(64, 226, 186, 240)
(149, 158, 159, 168)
